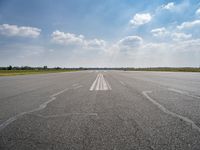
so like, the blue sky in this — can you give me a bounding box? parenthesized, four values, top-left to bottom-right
(0, 0, 200, 67)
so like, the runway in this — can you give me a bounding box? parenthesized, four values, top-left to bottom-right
(0, 70, 200, 149)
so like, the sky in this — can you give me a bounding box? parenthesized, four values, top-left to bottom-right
(0, 0, 200, 67)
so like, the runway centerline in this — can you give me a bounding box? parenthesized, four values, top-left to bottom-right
(90, 73, 111, 91)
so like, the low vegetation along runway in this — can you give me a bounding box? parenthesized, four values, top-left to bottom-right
(0, 71, 200, 150)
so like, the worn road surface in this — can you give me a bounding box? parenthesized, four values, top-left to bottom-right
(0, 71, 200, 150)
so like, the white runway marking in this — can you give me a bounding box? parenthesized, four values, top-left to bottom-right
(50, 88, 69, 97)
(73, 85, 83, 89)
(0, 85, 82, 131)
(90, 74, 100, 91)
(168, 88, 200, 99)
(142, 91, 200, 132)
(119, 81, 125, 86)
(90, 73, 111, 91)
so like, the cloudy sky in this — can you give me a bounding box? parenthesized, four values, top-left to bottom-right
(0, 0, 200, 67)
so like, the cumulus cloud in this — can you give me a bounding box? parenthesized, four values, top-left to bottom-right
(151, 27, 192, 41)
(118, 36, 143, 48)
(51, 30, 106, 49)
(104, 36, 143, 56)
(175, 39, 200, 51)
(51, 30, 84, 45)
(158, 1, 189, 13)
(0, 24, 41, 38)
(145, 39, 199, 54)
(161, 2, 175, 10)
(130, 13, 152, 27)
(86, 39, 106, 49)
(106, 36, 143, 56)
(171, 32, 192, 41)
(103, 36, 200, 67)
(151, 27, 169, 37)
(177, 20, 200, 30)
(196, 8, 200, 16)
(116, 38, 200, 67)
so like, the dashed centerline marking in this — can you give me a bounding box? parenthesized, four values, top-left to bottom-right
(73, 85, 83, 89)
(119, 81, 125, 86)
(142, 91, 200, 132)
(90, 73, 111, 91)
(168, 88, 200, 99)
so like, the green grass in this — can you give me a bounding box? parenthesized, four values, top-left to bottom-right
(1, 67, 199, 76)
(0, 70, 77, 76)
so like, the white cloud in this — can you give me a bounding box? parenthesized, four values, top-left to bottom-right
(0, 24, 41, 38)
(86, 39, 106, 49)
(130, 13, 152, 27)
(158, 1, 189, 13)
(177, 20, 200, 30)
(151, 27, 169, 37)
(151, 27, 192, 41)
(196, 8, 200, 16)
(118, 36, 143, 48)
(171, 32, 192, 41)
(103, 37, 200, 67)
(115, 39, 200, 67)
(162, 2, 175, 10)
(51, 30, 84, 45)
(51, 30, 106, 49)
(104, 36, 143, 56)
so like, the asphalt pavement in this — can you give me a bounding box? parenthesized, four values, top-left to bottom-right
(0, 70, 200, 150)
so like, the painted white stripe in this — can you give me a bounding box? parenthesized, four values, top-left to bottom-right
(100, 74, 104, 90)
(119, 81, 125, 86)
(73, 85, 83, 89)
(89, 74, 100, 91)
(89, 73, 111, 91)
(168, 88, 187, 94)
(102, 76, 108, 90)
(98, 74, 102, 90)
(51, 88, 69, 97)
(105, 78, 112, 90)
(96, 74, 101, 90)
(142, 91, 200, 132)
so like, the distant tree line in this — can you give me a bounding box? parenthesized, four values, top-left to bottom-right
(0, 66, 199, 72)
(122, 67, 200, 72)
(0, 65, 86, 70)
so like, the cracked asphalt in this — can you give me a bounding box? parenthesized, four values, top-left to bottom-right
(0, 71, 200, 150)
